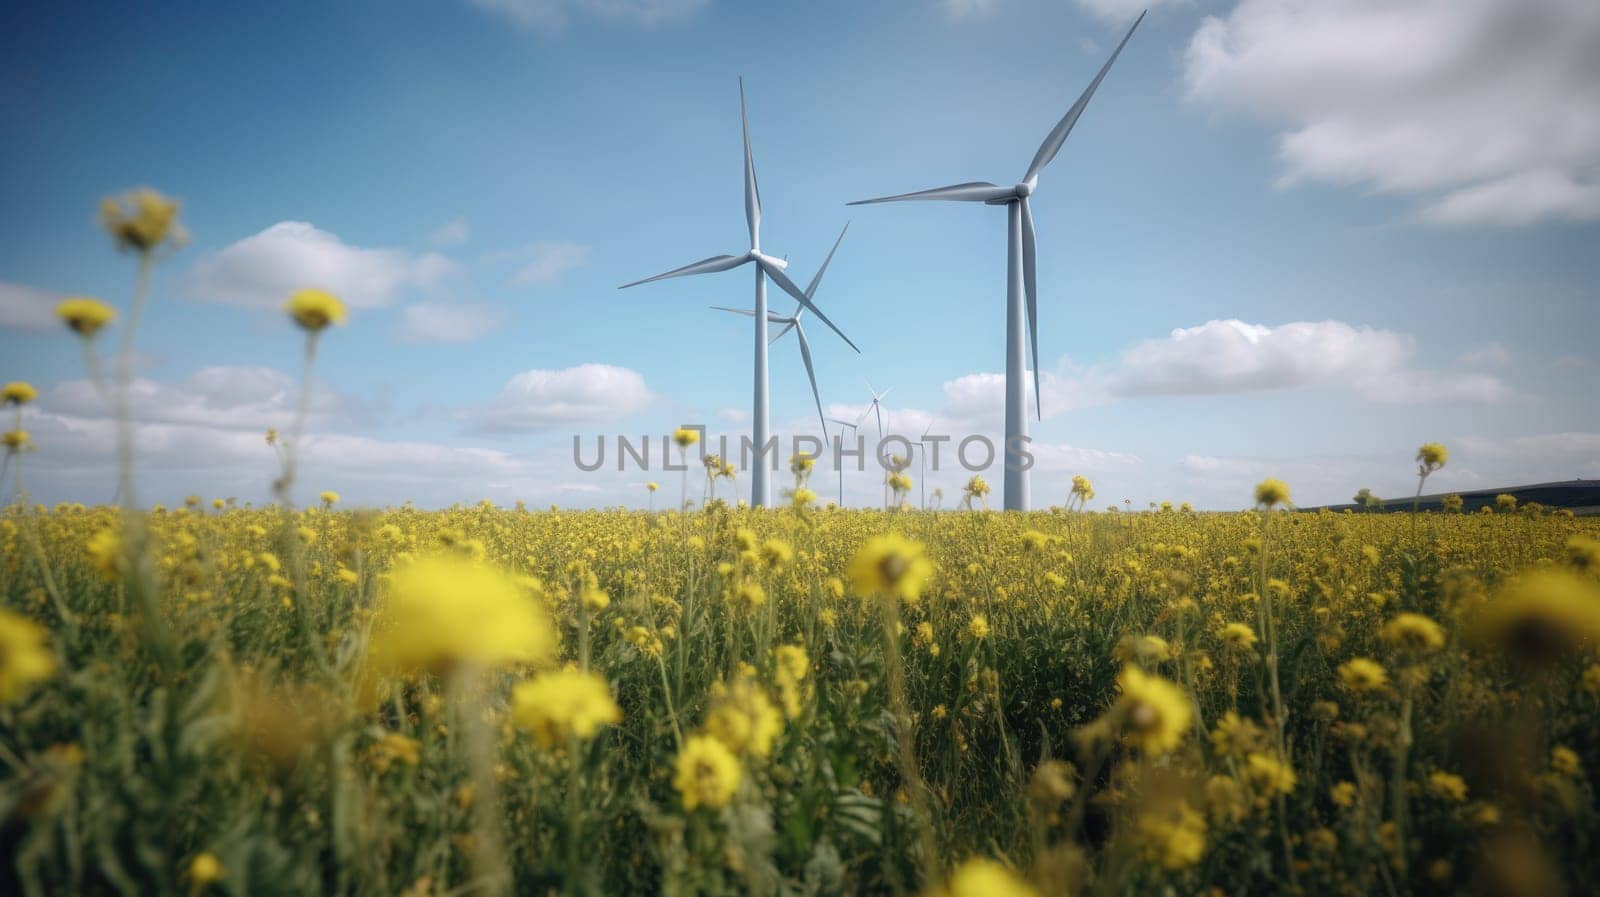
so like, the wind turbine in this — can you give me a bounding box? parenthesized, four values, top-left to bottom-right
(848, 12, 1145, 511)
(914, 422, 933, 510)
(828, 417, 859, 507)
(711, 223, 851, 444)
(621, 79, 859, 507)
(861, 380, 894, 508)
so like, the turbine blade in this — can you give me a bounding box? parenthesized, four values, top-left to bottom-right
(710, 305, 758, 317)
(740, 78, 761, 248)
(758, 258, 860, 353)
(1022, 10, 1145, 187)
(804, 222, 850, 298)
(619, 254, 748, 288)
(848, 181, 1015, 205)
(877, 386, 894, 402)
(794, 323, 828, 439)
(1020, 196, 1041, 419)
(770, 319, 797, 343)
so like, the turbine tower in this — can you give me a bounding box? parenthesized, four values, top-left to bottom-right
(849, 12, 1144, 511)
(621, 79, 858, 507)
(828, 417, 859, 507)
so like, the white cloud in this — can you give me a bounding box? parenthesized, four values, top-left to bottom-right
(717, 407, 750, 424)
(429, 216, 471, 245)
(394, 302, 509, 344)
(473, 363, 653, 433)
(513, 242, 592, 286)
(0, 281, 63, 330)
(468, 0, 706, 31)
(1108, 319, 1509, 403)
(1183, 0, 1600, 226)
(42, 365, 366, 432)
(187, 222, 453, 310)
(1031, 442, 1144, 472)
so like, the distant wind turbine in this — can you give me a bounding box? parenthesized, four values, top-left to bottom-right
(914, 422, 933, 510)
(861, 380, 894, 508)
(621, 79, 859, 507)
(848, 12, 1145, 511)
(828, 417, 859, 507)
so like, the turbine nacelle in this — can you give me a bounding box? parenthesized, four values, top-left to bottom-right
(750, 250, 787, 270)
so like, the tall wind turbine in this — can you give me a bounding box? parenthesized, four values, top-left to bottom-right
(914, 422, 933, 510)
(711, 223, 851, 444)
(849, 12, 1145, 511)
(622, 79, 859, 507)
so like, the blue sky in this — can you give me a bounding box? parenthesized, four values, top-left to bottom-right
(3, 0, 1597, 509)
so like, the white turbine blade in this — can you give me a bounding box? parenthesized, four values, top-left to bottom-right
(710, 305, 758, 317)
(876, 385, 894, 402)
(620, 254, 747, 288)
(770, 319, 797, 343)
(849, 181, 1016, 205)
(794, 323, 828, 440)
(1020, 196, 1041, 419)
(740, 78, 761, 248)
(1023, 10, 1145, 187)
(804, 222, 850, 298)
(758, 258, 860, 353)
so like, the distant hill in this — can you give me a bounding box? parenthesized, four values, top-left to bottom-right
(1306, 480, 1600, 516)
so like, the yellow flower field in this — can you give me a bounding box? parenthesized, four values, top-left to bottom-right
(3, 500, 1599, 896)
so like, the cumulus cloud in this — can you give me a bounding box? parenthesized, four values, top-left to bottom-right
(473, 364, 653, 433)
(1074, 0, 1185, 24)
(394, 302, 509, 344)
(0, 281, 63, 330)
(467, 0, 706, 31)
(512, 242, 592, 286)
(42, 366, 368, 432)
(186, 222, 453, 310)
(1183, 0, 1600, 225)
(1108, 319, 1510, 403)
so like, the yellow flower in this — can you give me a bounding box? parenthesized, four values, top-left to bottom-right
(1220, 622, 1258, 650)
(705, 676, 783, 758)
(2, 382, 38, 405)
(1135, 799, 1207, 870)
(1115, 665, 1192, 755)
(100, 188, 183, 253)
(646, 481, 659, 492)
(761, 538, 794, 569)
(510, 669, 622, 748)
(367, 731, 421, 773)
(1246, 751, 1297, 796)
(1, 430, 30, 451)
(1338, 657, 1388, 693)
(1416, 442, 1448, 470)
(967, 614, 991, 640)
(1330, 781, 1357, 808)
(1428, 771, 1468, 802)
(672, 428, 699, 449)
(1254, 478, 1290, 508)
(187, 851, 224, 889)
(673, 734, 740, 810)
(0, 610, 56, 703)
(1568, 536, 1600, 574)
(1475, 571, 1600, 663)
(56, 297, 117, 338)
(848, 534, 933, 605)
(319, 491, 340, 506)
(733, 581, 766, 613)
(1551, 746, 1579, 777)
(365, 555, 555, 677)
(285, 288, 347, 332)
(1381, 613, 1445, 654)
(934, 858, 1039, 897)
(86, 528, 123, 580)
